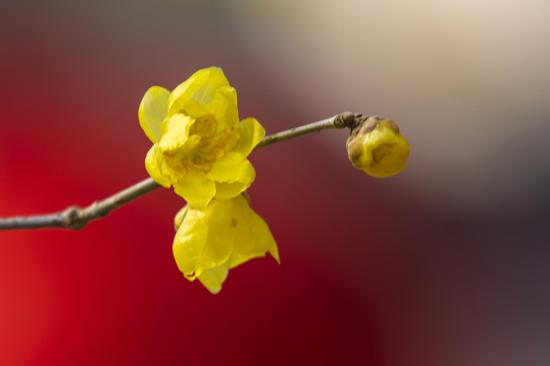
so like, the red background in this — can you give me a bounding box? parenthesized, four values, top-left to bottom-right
(2, 1, 550, 365)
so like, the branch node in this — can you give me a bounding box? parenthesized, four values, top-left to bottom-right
(334, 111, 365, 130)
(61, 206, 86, 230)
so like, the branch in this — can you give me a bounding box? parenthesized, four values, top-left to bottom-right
(0, 178, 159, 230)
(256, 112, 358, 148)
(0, 112, 361, 231)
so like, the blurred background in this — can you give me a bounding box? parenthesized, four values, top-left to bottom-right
(1, 0, 550, 365)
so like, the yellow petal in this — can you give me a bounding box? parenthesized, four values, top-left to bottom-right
(207, 152, 255, 185)
(173, 200, 236, 278)
(183, 86, 239, 131)
(229, 195, 279, 268)
(172, 208, 208, 277)
(168, 67, 229, 116)
(145, 145, 170, 187)
(268, 244, 280, 264)
(214, 182, 248, 199)
(198, 264, 229, 294)
(210, 86, 239, 131)
(174, 205, 188, 230)
(234, 117, 266, 157)
(172, 195, 279, 294)
(158, 114, 196, 152)
(139, 86, 170, 143)
(173, 171, 216, 209)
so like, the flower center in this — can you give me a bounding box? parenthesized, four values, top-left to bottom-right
(162, 114, 240, 178)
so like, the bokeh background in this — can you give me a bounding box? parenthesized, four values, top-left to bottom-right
(1, 1, 550, 365)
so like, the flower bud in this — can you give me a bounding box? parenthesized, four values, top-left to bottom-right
(346, 116, 410, 178)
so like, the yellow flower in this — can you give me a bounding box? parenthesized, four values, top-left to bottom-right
(139, 67, 266, 209)
(346, 116, 410, 178)
(172, 194, 279, 294)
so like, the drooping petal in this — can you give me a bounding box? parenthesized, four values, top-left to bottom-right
(173, 171, 216, 209)
(214, 182, 248, 199)
(267, 242, 280, 264)
(139, 86, 170, 143)
(168, 67, 230, 116)
(198, 200, 239, 268)
(198, 264, 229, 295)
(229, 195, 279, 268)
(207, 152, 255, 185)
(234, 117, 265, 157)
(145, 145, 171, 188)
(172, 208, 208, 278)
(174, 205, 188, 230)
(173, 199, 235, 279)
(172, 195, 279, 294)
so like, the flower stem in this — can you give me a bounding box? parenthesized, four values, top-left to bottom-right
(0, 112, 361, 231)
(257, 111, 361, 148)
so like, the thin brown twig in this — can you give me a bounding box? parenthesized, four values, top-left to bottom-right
(0, 112, 361, 231)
